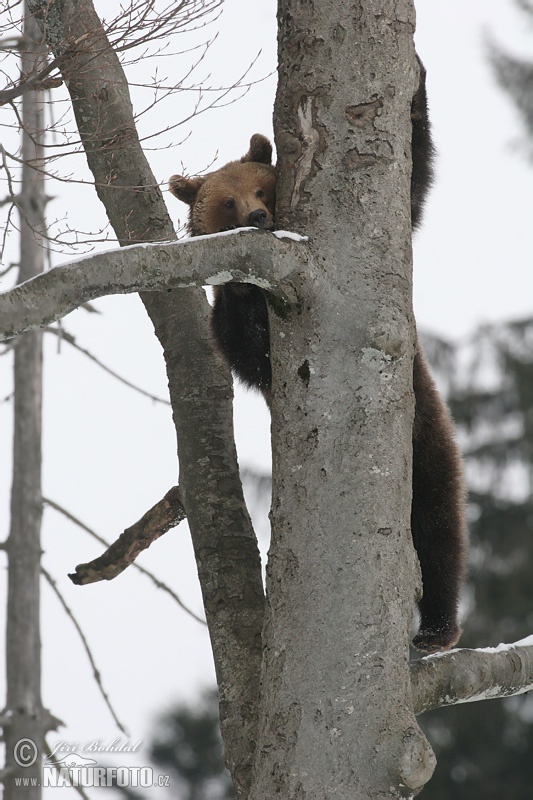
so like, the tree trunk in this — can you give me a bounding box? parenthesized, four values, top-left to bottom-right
(249, 2, 435, 796)
(4, 2, 533, 796)
(4, 7, 46, 798)
(25, 1, 265, 794)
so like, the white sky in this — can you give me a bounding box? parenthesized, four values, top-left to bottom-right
(0, 1, 532, 796)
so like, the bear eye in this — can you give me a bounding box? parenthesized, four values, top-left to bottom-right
(224, 198, 236, 210)
(256, 189, 265, 199)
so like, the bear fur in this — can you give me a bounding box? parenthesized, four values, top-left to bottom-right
(170, 137, 276, 397)
(169, 63, 467, 653)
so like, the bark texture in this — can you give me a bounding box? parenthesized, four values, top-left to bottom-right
(4, 8, 46, 798)
(412, 641, 533, 714)
(249, 2, 435, 797)
(0, 231, 306, 341)
(68, 486, 186, 584)
(25, 2, 264, 793)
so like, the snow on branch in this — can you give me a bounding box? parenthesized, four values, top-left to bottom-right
(411, 637, 533, 714)
(0, 229, 308, 341)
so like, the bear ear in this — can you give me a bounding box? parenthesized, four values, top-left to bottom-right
(241, 134, 273, 165)
(168, 174, 206, 206)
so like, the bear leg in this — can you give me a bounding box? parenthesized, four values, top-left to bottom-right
(410, 58, 435, 230)
(410, 342, 468, 653)
(211, 284, 272, 403)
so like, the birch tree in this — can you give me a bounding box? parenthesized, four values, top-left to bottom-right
(2, 1, 533, 798)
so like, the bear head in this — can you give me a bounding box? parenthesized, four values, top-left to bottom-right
(169, 134, 276, 236)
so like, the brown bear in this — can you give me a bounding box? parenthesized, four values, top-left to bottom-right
(170, 135, 276, 400)
(169, 66, 467, 654)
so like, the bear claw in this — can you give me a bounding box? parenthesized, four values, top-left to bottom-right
(412, 625, 462, 654)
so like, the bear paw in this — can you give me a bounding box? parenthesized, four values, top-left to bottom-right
(412, 623, 462, 654)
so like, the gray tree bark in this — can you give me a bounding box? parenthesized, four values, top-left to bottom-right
(412, 638, 533, 714)
(3, 7, 46, 798)
(0, 231, 306, 340)
(248, 2, 435, 797)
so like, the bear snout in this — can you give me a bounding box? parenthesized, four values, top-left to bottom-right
(248, 209, 269, 229)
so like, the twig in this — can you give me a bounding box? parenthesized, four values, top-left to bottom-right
(0, 43, 63, 105)
(43, 326, 170, 406)
(44, 495, 205, 625)
(41, 566, 128, 735)
(44, 736, 91, 800)
(67, 487, 186, 584)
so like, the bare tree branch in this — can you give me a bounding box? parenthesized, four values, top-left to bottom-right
(0, 0, 224, 106)
(44, 496, 206, 626)
(43, 740, 91, 800)
(67, 486, 186, 583)
(43, 326, 171, 406)
(0, 230, 306, 341)
(411, 637, 533, 714)
(42, 566, 128, 735)
(0, 0, 263, 257)
(0, 59, 62, 104)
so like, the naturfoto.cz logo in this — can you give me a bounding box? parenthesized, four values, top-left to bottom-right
(13, 739, 170, 789)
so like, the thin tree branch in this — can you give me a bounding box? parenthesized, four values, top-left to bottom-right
(44, 737, 91, 800)
(65, 486, 186, 582)
(0, 230, 306, 341)
(41, 566, 128, 734)
(0, 63, 62, 104)
(411, 637, 533, 715)
(0, 709, 62, 733)
(44, 496, 205, 625)
(43, 327, 171, 406)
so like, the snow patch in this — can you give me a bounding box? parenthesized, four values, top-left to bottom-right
(180, 227, 308, 243)
(181, 227, 258, 243)
(421, 634, 533, 662)
(448, 684, 506, 706)
(476, 634, 533, 653)
(205, 270, 276, 290)
(46, 228, 308, 272)
(273, 230, 309, 242)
